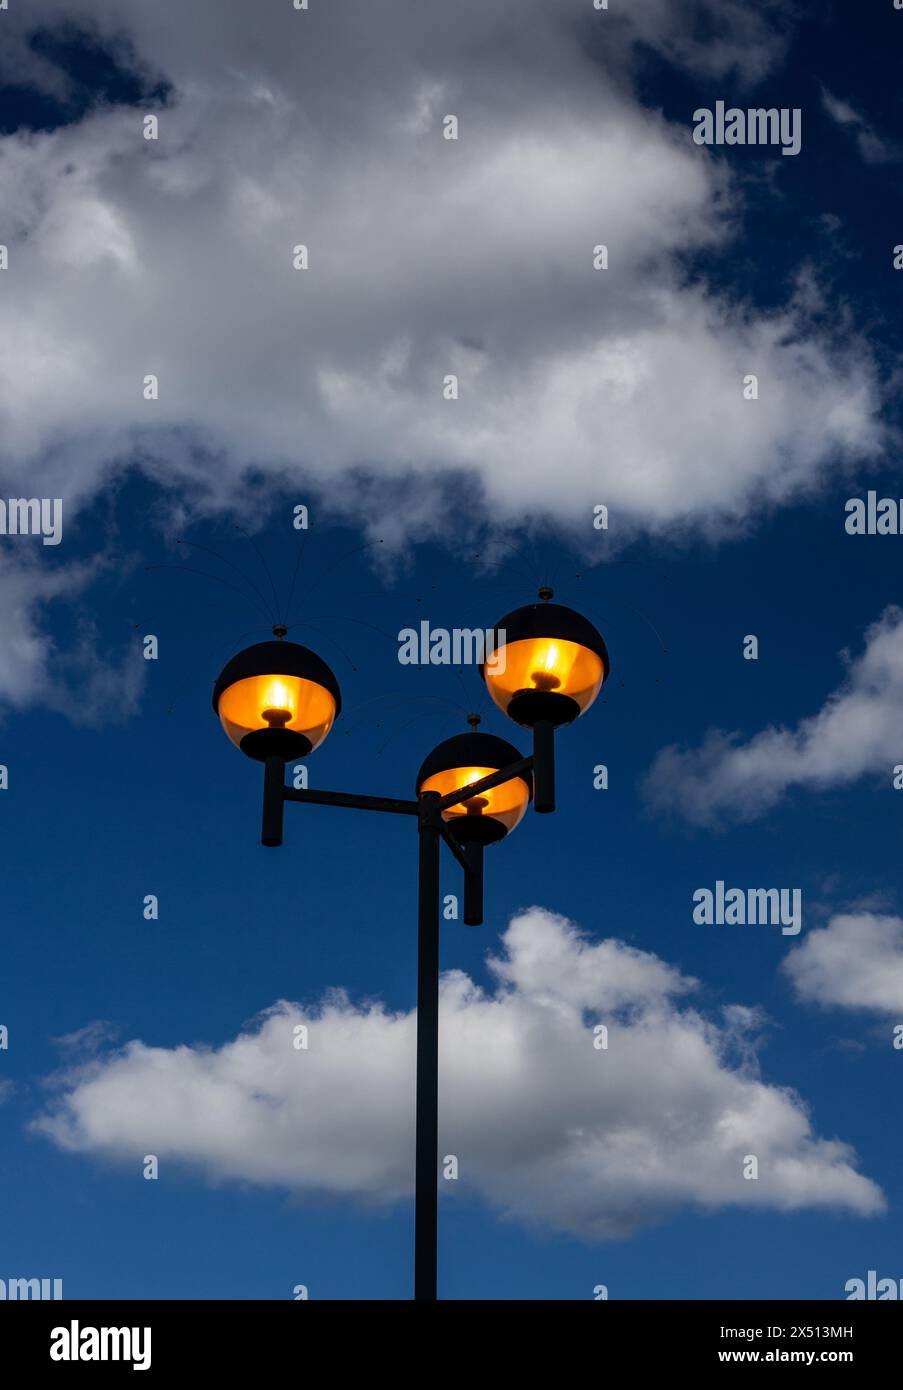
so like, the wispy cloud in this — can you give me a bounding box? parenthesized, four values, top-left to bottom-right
(643, 607, 903, 828)
(0, 553, 146, 724)
(821, 86, 898, 164)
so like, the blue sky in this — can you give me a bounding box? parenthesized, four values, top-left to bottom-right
(2, 0, 903, 1300)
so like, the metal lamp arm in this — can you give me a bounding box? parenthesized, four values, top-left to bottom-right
(261, 754, 535, 847)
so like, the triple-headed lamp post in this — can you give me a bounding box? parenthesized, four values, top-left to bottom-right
(212, 588, 609, 1301)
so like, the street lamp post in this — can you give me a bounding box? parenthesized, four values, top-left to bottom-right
(212, 589, 608, 1301)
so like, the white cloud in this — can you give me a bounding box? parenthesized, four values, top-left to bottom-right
(821, 87, 897, 165)
(644, 607, 903, 828)
(0, 0, 883, 544)
(0, 552, 145, 722)
(34, 907, 883, 1237)
(784, 912, 903, 1016)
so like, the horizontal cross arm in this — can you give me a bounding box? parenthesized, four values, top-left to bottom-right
(283, 786, 420, 816)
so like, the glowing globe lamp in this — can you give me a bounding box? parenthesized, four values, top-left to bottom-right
(213, 638, 341, 762)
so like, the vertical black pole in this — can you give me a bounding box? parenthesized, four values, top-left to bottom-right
(415, 791, 441, 1301)
(462, 841, 484, 926)
(261, 756, 285, 846)
(533, 719, 556, 813)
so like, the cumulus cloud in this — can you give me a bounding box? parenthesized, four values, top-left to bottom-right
(821, 87, 898, 165)
(644, 607, 903, 828)
(0, 0, 883, 546)
(784, 912, 903, 1016)
(33, 907, 883, 1237)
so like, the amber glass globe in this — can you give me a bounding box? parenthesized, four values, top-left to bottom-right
(213, 639, 341, 760)
(416, 730, 531, 843)
(482, 598, 609, 727)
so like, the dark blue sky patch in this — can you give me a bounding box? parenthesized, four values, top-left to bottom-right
(0, 24, 171, 135)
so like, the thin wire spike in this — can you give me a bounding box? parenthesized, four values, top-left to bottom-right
(283, 530, 308, 629)
(547, 546, 568, 592)
(207, 625, 274, 662)
(525, 533, 545, 586)
(374, 709, 456, 758)
(294, 539, 385, 609)
(574, 600, 668, 687)
(565, 582, 669, 654)
(142, 623, 275, 722)
(456, 586, 527, 622)
(233, 523, 283, 623)
(467, 544, 536, 588)
(176, 538, 277, 624)
(144, 564, 275, 624)
(451, 664, 490, 716)
(338, 691, 468, 738)
(596, 595, 668, 653)
(294, 621, 359, 672)
(288, 612, 398, 644)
